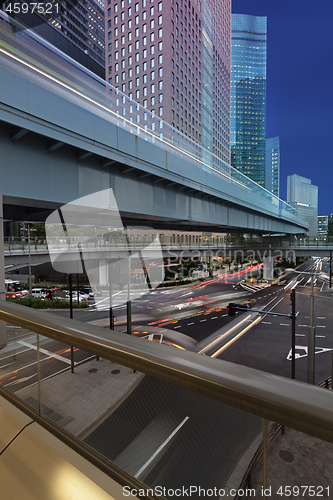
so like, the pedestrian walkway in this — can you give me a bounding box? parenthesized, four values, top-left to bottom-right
(243, 425, 333, 499)
(15, 357, 142, 439)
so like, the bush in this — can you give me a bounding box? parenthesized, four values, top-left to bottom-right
(8, 297, 88, 309)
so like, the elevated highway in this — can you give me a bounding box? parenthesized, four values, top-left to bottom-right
(0, 12, 308, 235)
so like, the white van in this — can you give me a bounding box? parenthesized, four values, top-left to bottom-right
(31, 288, 48, 299)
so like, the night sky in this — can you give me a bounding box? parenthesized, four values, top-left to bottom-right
(232, 0, 333, 215)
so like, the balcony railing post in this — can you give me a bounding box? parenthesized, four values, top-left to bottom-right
(263, 419, 268, 497)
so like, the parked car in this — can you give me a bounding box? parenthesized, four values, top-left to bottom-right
(80, 287, 94, 298)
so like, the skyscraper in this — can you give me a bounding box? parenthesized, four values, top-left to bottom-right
(231, 13, 267, 186)
(287, 174, 318, 237)
(105, 0, 231, 163)
(3, 0, 105, 77)
(265, 137, 280, 197)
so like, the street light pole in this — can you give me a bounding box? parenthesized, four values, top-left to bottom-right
(28, 223, 31, 298)
(308, 272, 315, 384)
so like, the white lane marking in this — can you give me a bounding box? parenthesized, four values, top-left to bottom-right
(211, 317, 218, 320)
(147, 307, 153, 309)
(280, 323, 289, 326)
(174, 326, 181, 329)
(200, 319, 207, 322)
(18, 340, 72, 365)
(320, 282, 325, 292)
(316, 335, 326, 338)
(221, 314, 228, 317)
(0, 347, 31, 362)
(317, 317, 326, 319)
(296, 334, 305, 337)
(187, 322, 194, 326)
(135, 416, 189, 478)
(316, 325, 326, 328)
(298, 325, 308, 327)
(262, 321, 271, 325)
(4, 374, 36, 387)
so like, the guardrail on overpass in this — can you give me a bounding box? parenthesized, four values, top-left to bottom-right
(1, 300, 333, 499)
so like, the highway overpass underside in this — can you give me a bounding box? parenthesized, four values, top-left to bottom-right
(1, 119, 304, 235)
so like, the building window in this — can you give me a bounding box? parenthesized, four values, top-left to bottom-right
(114, 4, 118, 12)
(136, 77, 140, 86)
(158, 15, 162, 24)
(115, 62, 119, 71)
(158, 67, 162, 76)
(128, 19, 132, 28)
(121, 47, 125, 56)
(158, 93, 163, 102)
(143, 61, 147, 70)
(143, 36, 147, 45)
(129, 80, 133, 89)
(150, 19, 154, 28)
(114, 15, 118, 23)
(150, 6, 154, 15)
(136, 90, 140, 98)
(135, 64, 140, 73)
(128, 55, 132, 64)
(135, 2, 139, 11)
(122, 83, 126, 92)
(143, 86, 147, 95)
(143, 99, 147, 107)
(151, 96, 155, 105)
(143, 48, 147, 58)
(135, 40, 139, 49)
(128, 6, 132, 14)
(158, 41, 162, 50)
(128, 68, 132, 77)
(115, 51, 119, 59)
(143, 74, 147, 83)
(135, 28, 139, 36)
(151, 83, 155, 92)
(135, 52, 139, 61)
(143, 23, 147, 33)
(158, 54, 162, 64)
(121, 35, 125, 43)
(128, 43, 132, 52)
(150, 45, 155, 54)
(114, 27, 119, 35)
(135, 14, 139, 23)
(115, 74, 119, 83)
(150, 58, 155, 67)
(142, 10, 147, 19)
(150, 71, 155, 80)
(121, 11, 125, 20)
(122, 71, 125, 80)
(150, 32, 155, 41)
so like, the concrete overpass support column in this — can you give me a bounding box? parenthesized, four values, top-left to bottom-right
(209, 257, 213, 278)
(99, 259, 108, 286)
(263, 257, 274, 280)
(0, 193, 6, 349)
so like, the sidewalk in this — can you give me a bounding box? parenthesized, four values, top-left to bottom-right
(249, 426, 333, 499)
(15, 357, 142, 439)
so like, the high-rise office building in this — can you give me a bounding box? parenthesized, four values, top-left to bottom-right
(317, 215, 328, 238)
(265, 137, 280, 197)
(2, 0, 105, 78)
(287, 174, 318, 237)
(231, 13, 266, 186)
(105, 0, 231, 163)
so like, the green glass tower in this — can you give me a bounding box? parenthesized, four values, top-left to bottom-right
(231, 14, 267, 186)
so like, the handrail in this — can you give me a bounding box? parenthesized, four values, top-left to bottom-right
(1, 300, 333, 443)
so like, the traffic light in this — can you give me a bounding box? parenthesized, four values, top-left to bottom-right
(228, 302, 248, 316)
(228, 303, 237, 316)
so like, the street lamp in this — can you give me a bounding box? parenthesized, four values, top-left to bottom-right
(285, 268, 320, 384)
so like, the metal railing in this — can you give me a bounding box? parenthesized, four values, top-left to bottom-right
(1, 300, 333, 497)
(1, 300, 333, 441)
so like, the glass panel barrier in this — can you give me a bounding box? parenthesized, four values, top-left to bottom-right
(1, 302, 333, 499)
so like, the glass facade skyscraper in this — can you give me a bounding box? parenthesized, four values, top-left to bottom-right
(265, 137, 280, 197)
(231, 13, 266, 186)
(287, 174, 318, 237)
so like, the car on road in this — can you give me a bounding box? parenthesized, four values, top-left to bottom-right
(80, 287, 94, 298)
